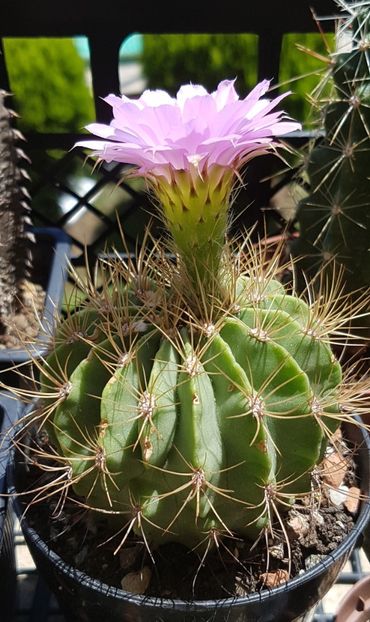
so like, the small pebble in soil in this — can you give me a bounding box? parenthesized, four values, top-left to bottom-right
(322, 451, 349, 488)
(344, 486, 361, 514)
(259, 569, 290, 588)
(121, 566, 152, 594)
(305, 554, 326, 570)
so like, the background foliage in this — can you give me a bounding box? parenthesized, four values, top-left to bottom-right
(4, 33, 332, 134)
(3, 38, 94, 132)
(142, 33, 332, 122)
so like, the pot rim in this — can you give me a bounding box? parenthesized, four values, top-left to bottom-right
(8, 420, 370, 613)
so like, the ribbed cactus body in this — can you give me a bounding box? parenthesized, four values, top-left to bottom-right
(40, 272, 342, 548)
(293, 5, 370, 300)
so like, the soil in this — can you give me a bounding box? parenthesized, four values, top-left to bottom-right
(24, 495, 354, 601)
(17, 431, 360, 602)
(0, 279, 45, 350)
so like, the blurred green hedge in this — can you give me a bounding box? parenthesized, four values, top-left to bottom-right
(3, 38, 94, 132)
(142, 33, 332, 123)
(3, 33, 332, 133)
(142, 34, 258, 93)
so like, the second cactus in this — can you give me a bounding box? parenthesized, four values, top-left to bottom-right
(292, 2, 370, 310)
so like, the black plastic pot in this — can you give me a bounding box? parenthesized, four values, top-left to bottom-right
(0, 226, 71, 386)
(0, 392, 22, 622)
(8, 421, 370, 622)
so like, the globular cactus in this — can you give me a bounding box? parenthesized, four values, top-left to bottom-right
(292, 0, 370, 321)
(33, 241, 345, 550)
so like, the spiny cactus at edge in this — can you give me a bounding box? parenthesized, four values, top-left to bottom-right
(0, 91, 33, 324)
(292, 0, 370, 326)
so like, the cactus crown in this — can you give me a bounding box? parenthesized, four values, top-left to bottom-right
(11, 77, 370, 585)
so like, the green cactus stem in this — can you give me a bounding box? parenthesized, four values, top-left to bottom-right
(151, 164, 234, 304)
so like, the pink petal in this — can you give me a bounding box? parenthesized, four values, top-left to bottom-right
(104, 93, 142, 111)
(75, 79, 301, 177)
(84, 123, 117, 139)
(181, 94, 217, 133)
(267, 121, 301, 135)
(176, 84, 209, 108)
(212, 79, 239, 110)
(139, 89, 176, 107)
(243, 80, 271, 105)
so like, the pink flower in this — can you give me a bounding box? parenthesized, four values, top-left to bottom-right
(75, 80, 301, 299)
(75, 79, 300, 180)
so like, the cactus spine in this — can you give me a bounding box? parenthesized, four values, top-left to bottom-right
(292, 1, 370, 321)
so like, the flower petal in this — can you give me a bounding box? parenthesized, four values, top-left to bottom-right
(176, 84, 209, 109)
(75, 79, 301, 177)
(139, 89, 176, 107)
(212, 79, 239, 110)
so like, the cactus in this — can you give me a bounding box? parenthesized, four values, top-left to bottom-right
(0, 91, 33, 326)
(27, 237, 350, 552)
(14, 79, 370, 566)
(292, 0, 370, 325)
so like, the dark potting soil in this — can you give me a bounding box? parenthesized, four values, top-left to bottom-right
(25, 501, 353, 600)
(18, 433, 359, 602)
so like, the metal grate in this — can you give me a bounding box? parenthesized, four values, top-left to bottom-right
(14, 519, 370, 622)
